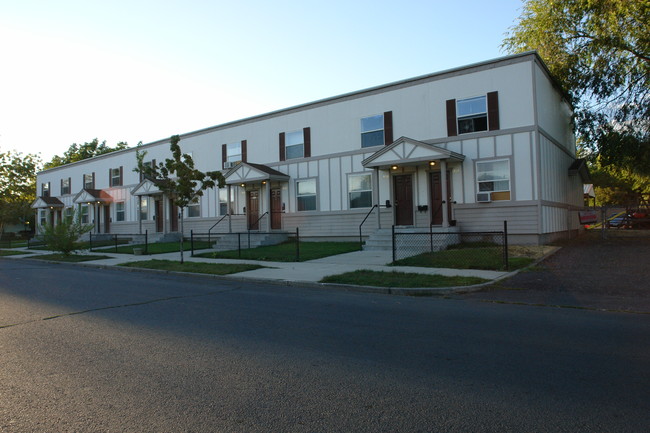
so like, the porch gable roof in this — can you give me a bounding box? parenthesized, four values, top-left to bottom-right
(73, 188, 113, 204)
(224, 162, 289, 185)
(131, 178, 165, 196)
(362, 136, 465, 169)
(31, 196, 64, 209)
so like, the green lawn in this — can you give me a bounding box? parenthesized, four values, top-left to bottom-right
(0, 249, 32, 256)
(194, 241, 360, 262)
(0, 240, 28, 248)
(29, 253, 112, 262)
(392, 247, 533, 271)
(320, 270, 488, 288)
(119, 259, 265, 275)
(94, 241, 212, 254)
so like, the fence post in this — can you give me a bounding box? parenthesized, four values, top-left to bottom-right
(430, 224, 433, 253)
(114, 234, 118, 253)
(89, 233, 93, 251)
(392, 225, 396, 263)
(144, 230, 148, 254)
(503, 220, 509, 271)
(190, 230, 194, 257)
(238, 233, 241, 258)
(296, 227, 300, 262)
(247, 230, 251, 249)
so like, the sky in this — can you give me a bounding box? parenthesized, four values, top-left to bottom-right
(0, 0, 524, 164)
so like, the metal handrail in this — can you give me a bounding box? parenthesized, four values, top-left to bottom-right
(208, 214, 230, 244)
(358, 204, 379, 250)
(248, 211, 268, 231)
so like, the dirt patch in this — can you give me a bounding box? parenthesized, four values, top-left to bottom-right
(509, 245, 556, 260)
(460, 233, 650, 313)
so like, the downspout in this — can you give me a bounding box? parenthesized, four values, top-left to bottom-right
(440, 159, 449, 227)
(375, 167, 381, 229)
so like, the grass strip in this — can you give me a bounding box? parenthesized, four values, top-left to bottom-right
(321, 270, 487, 288)
(30, 253, 112, 262)
(195, 241, 360, 262)
(94, 241, 212, 255)
(119, 259, 265, 275)
(393, 248, 534, 271)
(0, 249, 33, 256)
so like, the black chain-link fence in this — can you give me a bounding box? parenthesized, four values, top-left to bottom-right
(392, 225, 508, 270)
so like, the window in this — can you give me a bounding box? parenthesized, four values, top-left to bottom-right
(349, 173, 373, 208)
(285, 130, 304, 159)
(64, 207, 73, 222)
(296, 179, 317, 211)
(219, 188, 231, 215)
(140, 161, 155, 181)
(110, 167, 122, 187)
(476, 159, 511, 201)
(83, 173, 94, 189)
(361, 114, 385, 148)
(457, 96, 487, 134)
(61, 178, 71, 195)
(116, 202, 125, 222)
(41, 182, 50, 197)
(140, 197, 148, 220)
(227, 142, 241, 163)
(187, 198, 200, 218)
(80, 204, 89, 224)
(39, 210, 46, 226)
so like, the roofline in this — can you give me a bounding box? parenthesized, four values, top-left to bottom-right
(38, 51, 546, 175)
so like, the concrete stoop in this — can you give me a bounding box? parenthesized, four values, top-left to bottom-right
(211, 232, 289, 251)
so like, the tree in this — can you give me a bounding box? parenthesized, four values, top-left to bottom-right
(135, 135, 225, 263)
(44, 139, 129, 170)
(503, 0, 650, 178)
(39, 212, 93, 256)
(0, 149, 41, 235)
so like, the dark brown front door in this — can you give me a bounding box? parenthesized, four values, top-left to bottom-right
(155, 199, 163, 232)
(104, 206, 111, 233)
(393, 174, 413, 226)
(430, 171, 452, 225)
(247, 190, 260, 230)
(271, 188, 282, 230)
(169, 200, 179, 232)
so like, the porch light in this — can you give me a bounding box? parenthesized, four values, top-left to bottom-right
(240, 183, 245, 188)
(391, 165, 398, 170)
(262, 181, 267, 185)
(429, 161, 437, 166)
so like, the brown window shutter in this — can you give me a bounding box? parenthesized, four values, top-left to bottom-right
(109, 169, 112, 186)
(119, 166, 123, 186)
(446, 99, 457, 136)
(279, 132, 286, 161)
(303, 127, 311, 157)
(383, 111, 393, 145)
(487, 91, 500, 131)
(241, 140, 247, 162)
(221, 144, 227, 169)
(92, 172, 95, 189)
(60, 178, 63, 193)
(68, 177, 71, 192)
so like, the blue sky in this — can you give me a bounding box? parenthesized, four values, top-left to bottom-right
(0, 0, 524, 162)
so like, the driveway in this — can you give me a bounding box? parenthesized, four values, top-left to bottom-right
(459, 231, 650, 313)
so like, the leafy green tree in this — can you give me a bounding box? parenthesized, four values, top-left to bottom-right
(39, 212, 93, 256)
(503, 0, 649, 178)
(44, 139, 129, 169)
(135, 135, 225, 263)
(0, 149, 41, 235)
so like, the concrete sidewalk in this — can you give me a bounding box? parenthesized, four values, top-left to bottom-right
(3, 247, 510, 295)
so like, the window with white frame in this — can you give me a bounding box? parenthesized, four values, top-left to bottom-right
(39, 210, 46, 226)
(219, 188, 231, 215)
(83, 173, 94, 189)
(115, 202, 125, 221)
(457, 96, 488, 134)
(80, 204, 89, 223)
(296, 179, 317, 211)
(140, 197, 148, 220)
(61, 178, 71, 195)
(187, 198, 200, 218)
(476, 159, 511, 201)
(285, 130, 304, 159)
(348, 173, 373, 208)
(64, 207, 73, 222)
(226, 142, 242, 164)
(41, 183, 50, 197)
(360, 114, 384, 148)
(110, 167, 122, 187)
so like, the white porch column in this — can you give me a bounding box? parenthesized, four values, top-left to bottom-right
(227, 185, 232, 233)
(440, 160, 449, 228)
(375, 167, 381, 229)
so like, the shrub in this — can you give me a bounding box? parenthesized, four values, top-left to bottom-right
(39, 213, 93, 256)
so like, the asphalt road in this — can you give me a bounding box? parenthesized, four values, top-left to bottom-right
(1, 260, 649, 432)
